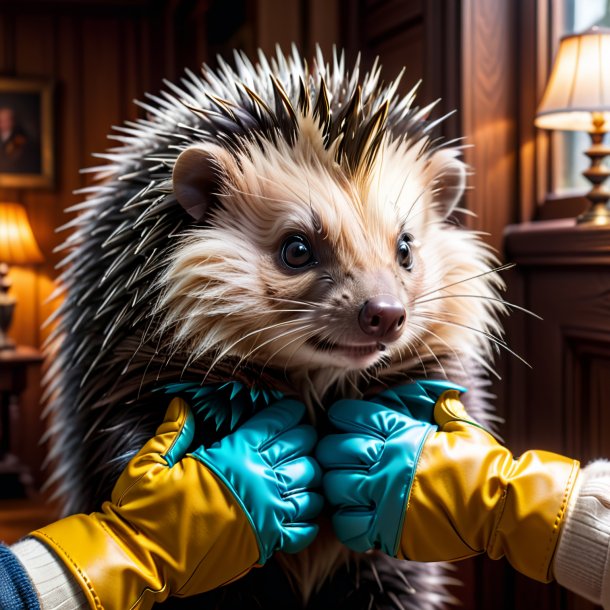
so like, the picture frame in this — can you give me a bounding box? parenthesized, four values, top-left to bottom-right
(0, 77, 54, 189)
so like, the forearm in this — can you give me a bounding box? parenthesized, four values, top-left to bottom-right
(553, 460, 610, 609)
(401, 436, 579, 582)
(10, 538, 88, 610)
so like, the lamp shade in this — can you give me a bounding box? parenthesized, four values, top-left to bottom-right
(0, 202, 43, 265)
(535, 26, 610, 131)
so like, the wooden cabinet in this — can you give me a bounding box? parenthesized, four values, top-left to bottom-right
(0, 345, 43, 497)
(497, 218, 610, 610)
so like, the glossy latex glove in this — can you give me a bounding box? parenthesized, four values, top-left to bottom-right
(32, 397, 322, 610)
(317, 381, 580, 583)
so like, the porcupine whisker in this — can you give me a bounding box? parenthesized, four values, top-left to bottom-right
(415, 334, 449, 380)
(424, 344, 449, 380)
(234, 322, 317, 374)
(468, 349, 503, 381)
(416, 262, 514, 300)
(396, 330, 429, 379)
(348, 370, 366, 395)
(308, 325, 373, 361)
(220, 315, 331, 369)
(418, 312, 530, 368)
(174, 317, 288, 378)
(297, 331, 331, 361)
(187, 306, 318, 316)
(256, 328, 319, 377)
(200, 318, 311, 382)
(418, 307, 486, 323)
(414, 293, 541, 319)
(265, 295, 327, 309)
(162, 294, 317, 318)
(412, 345, 429, 379)
(370, 353, 393, 376)
(256, 325, 322, 381)
(280, 329, 325, 380)
(418, 309, 507, 343)
(407, 320, 469, 378)
(202, 323, 298, 382)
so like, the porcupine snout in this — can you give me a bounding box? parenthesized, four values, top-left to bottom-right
(358, 295, 406, 342)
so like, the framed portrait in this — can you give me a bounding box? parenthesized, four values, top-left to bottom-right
(0, 77, 54, 189)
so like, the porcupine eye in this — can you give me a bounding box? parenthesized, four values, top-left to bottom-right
(280, 234, 316, 269)
(397, 233, 414, 271)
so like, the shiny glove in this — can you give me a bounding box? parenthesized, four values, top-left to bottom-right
(32, 397, 322, 609)
(317, 381, 580, 583)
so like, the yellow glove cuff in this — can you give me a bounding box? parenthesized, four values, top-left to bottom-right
(401, 390, 580, 583)
(31, 398, 259, 610)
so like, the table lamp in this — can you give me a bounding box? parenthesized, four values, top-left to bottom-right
(0, 202, 43, 350)
(535, 26, 610, 225)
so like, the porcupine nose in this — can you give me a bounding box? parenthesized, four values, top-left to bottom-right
(358, 295, 406, 342)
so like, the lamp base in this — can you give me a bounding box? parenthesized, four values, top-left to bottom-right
(577, 202, 610, 225)
(579, 130, 610, 225)
(0, 329, 15, 351)
(0, 295, 16, 352)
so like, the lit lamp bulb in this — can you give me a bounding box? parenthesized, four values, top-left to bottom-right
(535, 26, 610, 225)
(0, 202, 43, 350)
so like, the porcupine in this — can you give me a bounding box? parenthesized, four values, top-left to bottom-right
(44, 46, 508, 610)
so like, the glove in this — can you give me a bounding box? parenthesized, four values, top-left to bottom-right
(31, 397, 323, 609)
(317, 382, 580, 583)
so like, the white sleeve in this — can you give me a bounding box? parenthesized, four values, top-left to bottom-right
(553, 459, 610, 609)
(11, 537, 89, 610)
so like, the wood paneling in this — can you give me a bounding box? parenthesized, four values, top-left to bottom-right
(503, 218, 609, 610)
(343, 0, 462, 146)
(0, 0, 217, 485)
(256, 0, 303, 56)
(461, 0, 518, 249)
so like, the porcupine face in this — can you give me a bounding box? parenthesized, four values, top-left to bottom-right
(157, 112, 502, 386)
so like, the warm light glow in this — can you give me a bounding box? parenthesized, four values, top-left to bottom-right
(0, 202, 43, 265)
(535, 26, 610, 132)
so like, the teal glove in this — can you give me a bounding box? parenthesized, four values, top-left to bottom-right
(316, 381, 462, 554)
(185, 399, 323, 562)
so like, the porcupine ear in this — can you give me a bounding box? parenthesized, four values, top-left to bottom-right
(172, 144, 232, 221)
(425, 148, 467, 218)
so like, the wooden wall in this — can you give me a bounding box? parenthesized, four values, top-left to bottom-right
(0, 0, 215, 350)
(342, 0, 462, 143)
(0, 0, 217, 483)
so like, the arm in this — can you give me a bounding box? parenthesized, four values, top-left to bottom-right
(553, 460, 610, 608)
(0, 543, 43, 609)
(317, 382, 588, 587)
(10, 396, 322, 610)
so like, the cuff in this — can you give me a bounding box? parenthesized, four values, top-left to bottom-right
(0, 543, 40, 609)
(553, 460, 610, 608)
(11, 538, 89, 610)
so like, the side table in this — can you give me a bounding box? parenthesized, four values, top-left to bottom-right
(0, 346, 43, 497)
